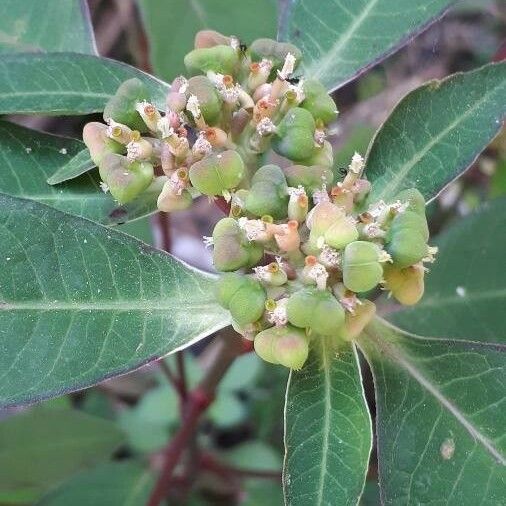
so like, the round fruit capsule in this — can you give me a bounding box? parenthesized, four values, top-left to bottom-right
(227, 278, 266, 326)
(82, 122, 123, 165)
(324, 214, 359, 250)
(300, 80, 338, 125)
(272, 108, 316, 162)
(338, 300, 376, 341)
(103, 78, 150, 132)
(272, 325, 309, 370)
(99, 153, 154, 204)
(189, 151, 245, 197)
(184, 45, 239, 76)
(254, 327, 279, 365)
(186, 76, 222, 125)
(249, 38, 302, 74)
(194, 30, 231, 49)
(383, 263, 425, 305)
(298, 140, 334, 168)
(342, 241, 383, 293)
(283, 164, 333, 195)
(395, 188, 426, 216)
(244, 165, 289, 219)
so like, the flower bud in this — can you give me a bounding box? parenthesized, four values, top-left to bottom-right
(383, 263, 425, 305)
(324, 214, 359, 250)
(189, 151, 245, 197)
(287, 187, 309, 222)
(342, 241, 383, 293)
(212, 218, 263, 271)
(249, 39, 302, 75)
(156, 177, 192, 212)
(300, 79, 338, 125)
(272, 108, 316, 162)
(272, 220, 301, 252)
(83, 122, 123, 165)
(286, 287, 345, 336)
(103, 78, 150, 132)
(244, 165, 289, 219)
(272, 325, 309, 370)
(194, 30, 231, 49)
(184, 45, 239, 76)
(98, 153, 154, 204)
(386, 211, 428, 268)
(338, 300, 376, 341)
(254, 262, 288, 286)
(306, 201, 342, 247)
(283, 164, 333, 195)
(187, 76, 222, 126)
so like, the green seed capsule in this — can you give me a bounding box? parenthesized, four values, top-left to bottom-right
(103, 78, 150, 132)
(383, 263, 425, 305)
(324, 214, 359, 250)
(272, 326, 309, 370)
(286, 287, 345, 336)
(386, 211, 428, 268)
(298, 140, 334, 168)
(342, 241, 383, 293)
(272, 108, 316, 162)
(395, 188, 426, 216)
(157, 185, 193, 212)
(82, 122, 123, 165)
(338, 300, 376, 341)
(283, 164, 333, 195)
(249, 38, 302, 74)
(300, 80, 338, 125)
(99, 153, 154, 204)
(186, 76, 222, 125)
(307, 201, 343, 248)
(184, 45, 239, 76)
(194, 30, 231, 49)
(228, 278, 266, 326)
(254, 327, 279, 365)
(244, 165, 289, 219)
(212, 218, 263, 271)
(215, 273, 246, 308)
(189, 151, 245, 196)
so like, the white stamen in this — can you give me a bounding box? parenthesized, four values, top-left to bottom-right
(99, 182, 109, 193)
(256, 117, 276, 136)
(278, 52, 296, 80)
(126, 141, 141, 162)
(238, 217, 266, 241)
(203, 236, 214, 247)
(349, 152, 364, 174)
(157, 117, 174, 138)
(186, 94, 201, 119)
(267, 298, 289, 326)
(192, 133, 213, 156)
(319, 245, 341, 268)
(306, 262, 329, 290)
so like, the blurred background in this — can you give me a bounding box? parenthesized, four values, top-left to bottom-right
(2, 0, 505, 504)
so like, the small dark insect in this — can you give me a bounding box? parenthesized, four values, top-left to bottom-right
(337, 167, 348, 176)
(239, 43, 248, 54)
(285, 75, 302, 84)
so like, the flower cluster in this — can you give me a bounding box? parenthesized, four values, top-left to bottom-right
(82, 30, 436, 370)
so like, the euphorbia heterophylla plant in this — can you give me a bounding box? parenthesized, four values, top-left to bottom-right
(0, 1, 504, 505)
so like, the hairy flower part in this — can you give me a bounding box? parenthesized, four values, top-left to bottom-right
(82, 31, 435, 371)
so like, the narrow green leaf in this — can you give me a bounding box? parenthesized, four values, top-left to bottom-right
(390, 197, 506, 343)
(283, 339, 372, 505)
(47, 149, 95, 185)
(279, 0, 452, 91)
(359, 318, 506, 505)
(138, 0, 277, 81)
(0, 0, 96, 54)
(0, 121, 158, 225)
(36, 461, 154, 506)
(0, 194, 229, 408)
(366, 62, 506, 203)
(0, 53, 169, 115)
(0, 408, 124, 501)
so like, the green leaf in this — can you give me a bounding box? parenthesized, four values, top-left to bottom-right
(223, 441, 282, 472)
(47, 149, 95, 185)
(359, 318, 506, 505)
(279, 0, 452, 91)
(0, 0, 96, 54)
(0, 121, 159, 225)
(36, 461, 154, 506)
(138, 0, 277, 81)
(390, 197, 506, 343)
(0, 408, 124, 501)
(283, 339, 372, 505)
(366, 62, 506, 203)
(0, 193, 229, 408)
(0, 53, 169, 115)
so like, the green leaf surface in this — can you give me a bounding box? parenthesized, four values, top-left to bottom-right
(278, 0, 452, 92)
(0, 193, 229, 408)
(47, 148, 95, 185)
(0, 408, 124, 501)
(366, 62, 506, 203)
(0, 0, 96, 54)
(390, 198, 506, 343)
(138, 0, 277, 81)
(36, 461, 154, 506)
(359, 318, 506, 505)
(0, 53, 169, 115)
(283, 339, 372, 505)
(0, 121, 158, 225)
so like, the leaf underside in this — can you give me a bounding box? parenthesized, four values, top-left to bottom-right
(0, 194, 229, 408)
(359, 319, 506, 505)
(284, 339, 372, 505)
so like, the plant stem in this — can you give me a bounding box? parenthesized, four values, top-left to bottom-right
(147, 331, 245, 506)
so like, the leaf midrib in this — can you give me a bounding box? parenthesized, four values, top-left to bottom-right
(0, 301, 219, 311)
(363, 323, 506, 465)
(409, 288, 506, 308)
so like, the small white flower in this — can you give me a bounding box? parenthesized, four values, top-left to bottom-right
(368, 200, 388, 218)
(186, 94, 201, 119)
(349, 152, 364, 174)
(238, 217, 266, 241)
(287, 78, 305, 102)
(363, 222, 386, 239)
(423, 246, 438, 263)
(306, 262, 329, 290)
(203, 236, 214, 247)
(267, 298, 289, 326)
(256, 117, 276, 136)
(99, 182, 109, 193)
(126, 141, 141, 162)
(312, 186, 330, 205)
(192, 133, 213, 156)
(278, 52, 296, 80)
(314, 129, 326, 145)
(157, 117, 174, 138)
(319, 244, 341, 268)
(377, 250, 393, 263)
(59, 148, 67, 155)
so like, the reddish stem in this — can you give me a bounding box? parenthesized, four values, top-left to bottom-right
(214, 196, 231, 215)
